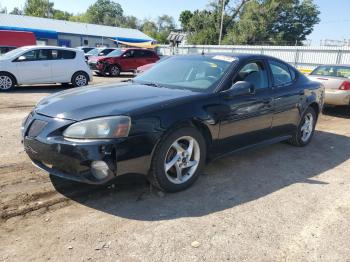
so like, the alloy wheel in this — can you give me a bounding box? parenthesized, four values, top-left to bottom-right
(300, 112, 314, 142)
(0, 75, 13, 90)
(75, 74, 87, 87)
(110, 66, 120, 76)
(164, 136, 200, 184)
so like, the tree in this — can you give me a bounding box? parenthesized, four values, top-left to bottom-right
(53, 9, 72, 20)
(84, 0, 124, 26)
(179, 10, 193, 32)
(122, 15, 139, 29)
(224, 0, 320, 45)
(10, 7, 24, 15)
(24, 0, 54, 18)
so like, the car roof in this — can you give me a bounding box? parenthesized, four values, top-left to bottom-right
(21, 45, 80, 52)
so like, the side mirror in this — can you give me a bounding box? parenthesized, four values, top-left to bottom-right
(17, 56, 26, 62)
(223, 81, 255, 98)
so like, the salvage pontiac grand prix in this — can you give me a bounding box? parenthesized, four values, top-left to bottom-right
(22, 54, 324, 192)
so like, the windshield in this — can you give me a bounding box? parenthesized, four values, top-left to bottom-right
(311, 65, 350, 79)
(86, 48, 100, 56)
(106, 49, 123, 57)
(134, 55, 235, 92)
(0, 47, 26, 60)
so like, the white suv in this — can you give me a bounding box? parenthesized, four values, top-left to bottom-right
(0, 46, 93, 91)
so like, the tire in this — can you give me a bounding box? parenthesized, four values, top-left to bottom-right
(289, 107, 317, 147)
(0, 73, 16, 91)
(109, 65, 120, 77)
(149, 126, 207, 192)
(71, 72, 89, 87)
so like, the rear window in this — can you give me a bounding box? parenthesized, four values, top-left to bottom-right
(311, 65, 350, 78)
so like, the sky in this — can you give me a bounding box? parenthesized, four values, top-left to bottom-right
(0, 0, 349, 45)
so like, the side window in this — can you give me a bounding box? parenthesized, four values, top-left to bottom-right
(59, 50, 76, 59)
(123, 51, 134, 58)
(37, 49, 51, 60)
(134, 50, 145, 58)
(233, 61, 269, 89)
(19, 50, 37, 61)
(269, 60, 293, 86)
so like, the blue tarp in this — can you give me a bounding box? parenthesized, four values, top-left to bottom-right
(0, 26, 58, 39)
(114, 37, 152, 43)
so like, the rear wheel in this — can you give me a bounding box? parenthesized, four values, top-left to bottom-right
(0, 73, 15, 91)
(149, 126, 206, 192)
(289, 107, 317, 146)
(71, 72, 89, 87)
(109, 65, 120, 77)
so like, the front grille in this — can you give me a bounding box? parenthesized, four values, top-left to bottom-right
(27, 120, 48, 138)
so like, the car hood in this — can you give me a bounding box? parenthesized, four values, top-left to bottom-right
(35, 83, 199, 121)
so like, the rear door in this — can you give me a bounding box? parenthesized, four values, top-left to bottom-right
(50, 49, 77, 82)
(268, 59, 301, 136)
(14, 49, 52, 84)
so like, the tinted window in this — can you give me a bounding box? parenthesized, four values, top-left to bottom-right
(50, 50, 76, 60)
(269, 60, 292, 86)
(234, 61, 269, 89)
(134, 50, 154, 58)
(106, 49, 123, 57)
(311, 65, 350, 79)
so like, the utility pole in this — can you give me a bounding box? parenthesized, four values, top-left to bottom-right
(218, 0, 225, 45)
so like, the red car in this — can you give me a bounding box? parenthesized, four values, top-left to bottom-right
(89, 48, 159, 77)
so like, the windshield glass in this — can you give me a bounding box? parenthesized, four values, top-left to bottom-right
(86, 48, 100, 56)
(311, 65, 350, 78)
(0, 47, 26, 60)
(106, 49, 123, 57)
(134, 55, 235, 92)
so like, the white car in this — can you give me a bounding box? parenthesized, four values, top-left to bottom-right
(308, 65, 350, 106)
(0, 46, 93, 91)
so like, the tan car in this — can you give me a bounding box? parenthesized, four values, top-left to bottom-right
(308, 65, 350, 106)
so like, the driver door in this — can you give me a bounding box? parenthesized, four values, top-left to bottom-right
(119, 50, 136, 71)
(218, 60, 274, 151)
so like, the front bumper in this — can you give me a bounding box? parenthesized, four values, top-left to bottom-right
(22, 113, 159, 185)
(325, 90, 350, 106)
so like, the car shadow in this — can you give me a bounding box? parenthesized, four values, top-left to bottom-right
(323, 106, 350, 119)
(51, 130, 350, 221)
(11, 84, 66, 94)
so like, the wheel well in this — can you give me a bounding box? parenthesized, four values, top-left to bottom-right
(0, 71, 18, 85)
(309, 102, 320, 119)
(72, 71, 90, 82)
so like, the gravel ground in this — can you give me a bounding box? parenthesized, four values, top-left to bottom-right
(0, 79, 349, 262)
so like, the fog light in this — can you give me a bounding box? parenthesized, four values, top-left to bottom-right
(91, 161, 113, 180)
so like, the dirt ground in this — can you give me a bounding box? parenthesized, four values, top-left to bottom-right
(0, 77, 350, 262)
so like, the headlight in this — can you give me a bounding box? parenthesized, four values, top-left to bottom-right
(63, 116, 131, 139)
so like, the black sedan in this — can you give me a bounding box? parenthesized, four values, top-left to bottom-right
(22, 54, 324, 192)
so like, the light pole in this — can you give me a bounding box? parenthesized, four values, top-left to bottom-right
(218, 0, 225, 45)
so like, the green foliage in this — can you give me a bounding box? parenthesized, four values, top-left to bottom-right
(24, 0, 54, 18)
(84, 0, 124, 26)
(53, 10, 72, 21)
(224, 0, 320, 45)
(179, 10, 193, 32)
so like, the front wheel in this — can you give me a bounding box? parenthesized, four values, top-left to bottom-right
(149, 126, 206, 192)
(0, 73, 15, 91)
(289, 107, 317, 146)
(71, 72, 89, 87)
